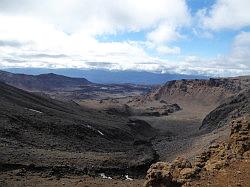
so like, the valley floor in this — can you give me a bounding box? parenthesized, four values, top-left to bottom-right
(138, 103, 228, 162)
(1, 158, 249, 187)
(0, 172, 144, 187)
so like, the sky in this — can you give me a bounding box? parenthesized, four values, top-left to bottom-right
(0, 0, 250, 77)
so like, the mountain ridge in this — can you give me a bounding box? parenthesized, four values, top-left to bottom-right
(143, 77, 250, 108)
(3, 68, 208, 84)
(0, 70, 91, 91)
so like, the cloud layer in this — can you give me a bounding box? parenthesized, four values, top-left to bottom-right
(0, 0, 250, 77)
(200, 0, 250, 30)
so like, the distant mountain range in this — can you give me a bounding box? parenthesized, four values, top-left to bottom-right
(3, 68, 208, 84)
(0, 70, 155, 100)
(0, 70, 91, 91)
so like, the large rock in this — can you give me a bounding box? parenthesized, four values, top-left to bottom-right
(144, 162, 175, 187)
(145, 115, 250, 186)
(144, 158, 197, 187)
(229, 117, 250, 156)
(178, 167, 200, 182)
(171, 157, 192, 170)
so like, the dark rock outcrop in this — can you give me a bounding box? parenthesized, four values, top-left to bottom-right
(200, 89, 250, 131)
(140, 103, 182, 117)
(104, 104, 132, 116)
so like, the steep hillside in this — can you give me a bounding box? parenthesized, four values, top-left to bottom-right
(201, 89, 250, 131)
(144, 115, 250, 187)
(145, 77, 250, 108)
(116, 76, 249, 165)
(142, 76, 250, 187)
(0, 82, 158, 176)
(0, 70, 91, 91)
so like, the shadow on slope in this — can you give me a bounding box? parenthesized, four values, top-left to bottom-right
(0, 82, 158, 177)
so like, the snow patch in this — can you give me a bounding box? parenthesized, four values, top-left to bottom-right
(86, 125, 92, 129)
(100, 173, 112, 180)
(97, 130, 104, 136)
(25, 108, 43, 114)
(86, 125, 105, 136)
(125, 175, 133, 181)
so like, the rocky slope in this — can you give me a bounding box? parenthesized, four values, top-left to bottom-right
(84, 76, 250, 163)
(1, 74, 249, 186)
(0, 82, 158, 177)
(143, 76, 250, 186)
(144, 77, 250, 108)
(144, 115, 250, 187)
(201, 89, 250, 131)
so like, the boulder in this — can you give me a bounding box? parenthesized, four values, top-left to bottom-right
(144, 162, 175, 187)
(178, 167, 200, 182)
(204, 160, 228, 171)
(145, 116, 250, 186)
(144, 158, 197, 187)
(171, 157, 192, 169)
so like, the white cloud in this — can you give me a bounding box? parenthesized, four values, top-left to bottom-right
(156, 45, 181, 55)
(0, 0, 191, 72)
(147, 24, 183, 44)
(146, 0, 190, 44)
(229, 31, 250, 64)
(199, 0, 250, 30)
(192, 28, 213, 39)
(177, 32, 250, 77)
(0, 0, 249, 77)
(0, 0, 190, 35)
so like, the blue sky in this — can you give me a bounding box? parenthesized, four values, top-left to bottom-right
(0, 0, 250, 76)
(187, 0, 216, 14)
